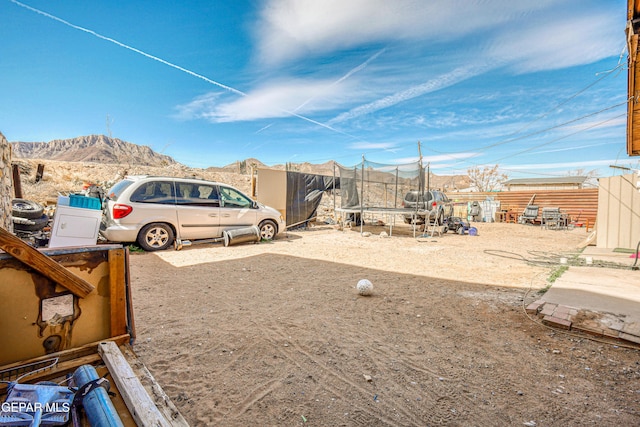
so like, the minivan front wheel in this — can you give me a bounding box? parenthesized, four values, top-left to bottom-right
(258, 220, 277, 241)
(137, 223, 174, 251)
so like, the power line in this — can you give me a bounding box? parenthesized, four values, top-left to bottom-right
(490, 113, 626, 163)
(424, 65, 624, 159)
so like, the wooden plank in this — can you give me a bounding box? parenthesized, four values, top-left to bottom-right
(98, 341, 177, 427)
(0, 227, 95, 298)
(124, 248, 137, 341)
(109, 249, 128, 337)
(12, 164, 22, 199)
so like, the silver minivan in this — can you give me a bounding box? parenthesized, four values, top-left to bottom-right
(100, 176, 285, 251)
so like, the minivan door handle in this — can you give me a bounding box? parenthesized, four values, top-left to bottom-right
(208, 213, 217, 217)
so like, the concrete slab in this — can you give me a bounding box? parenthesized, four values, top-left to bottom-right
(538, 246, 640, 344)
(542, 267, 640, 319)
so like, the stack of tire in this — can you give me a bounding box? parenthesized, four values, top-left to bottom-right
(12, 198, 49, 234)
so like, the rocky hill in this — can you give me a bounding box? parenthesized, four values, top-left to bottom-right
(11, 135, 176, 166)
(9, 135, 469, 206)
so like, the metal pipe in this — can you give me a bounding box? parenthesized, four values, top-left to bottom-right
(360, 155, 365, 235)
(332, 162, 336, 213)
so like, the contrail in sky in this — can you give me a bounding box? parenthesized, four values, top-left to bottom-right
(294, 48, 386, 113)
(9, 0, 353, 138)
(9, 0, 244, 95)
(329, 64, 493, 125)
(256, 48, 386, 134)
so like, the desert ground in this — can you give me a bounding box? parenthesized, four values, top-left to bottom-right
(127, 221, 639, 426)
(10, 159, 640, 425)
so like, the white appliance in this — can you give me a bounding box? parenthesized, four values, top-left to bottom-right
(48, 203, 102, 248)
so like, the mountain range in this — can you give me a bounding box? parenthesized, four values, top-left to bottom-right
(11, 135, 176, 166)
(10, 134, 469, 189)
(11, 135, 339, 174)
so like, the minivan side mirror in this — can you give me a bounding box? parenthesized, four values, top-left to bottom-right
(252, 200, 258, 209)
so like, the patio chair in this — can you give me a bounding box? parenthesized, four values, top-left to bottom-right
(518, 205, 539, 225)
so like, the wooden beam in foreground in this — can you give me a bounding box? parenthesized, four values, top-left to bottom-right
(98, 341, 189, 427)
(0, 227, 95, 298)
(109, 249, 128, 337)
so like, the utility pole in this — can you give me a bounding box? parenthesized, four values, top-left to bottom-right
(106, 114, 113, 138)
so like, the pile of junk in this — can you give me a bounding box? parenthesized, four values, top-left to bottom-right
(10, 198, 51, 247)
(0, 226, 188, 426)
(10, 185, 105, 248)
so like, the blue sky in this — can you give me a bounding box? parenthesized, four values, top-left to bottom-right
(1, 0, 636, 178)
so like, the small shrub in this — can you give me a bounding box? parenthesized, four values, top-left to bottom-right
(548, 265, 568, 283)
(127, 244, 145, 253)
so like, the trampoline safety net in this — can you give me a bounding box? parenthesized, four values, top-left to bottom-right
(336, 158, 425, 211)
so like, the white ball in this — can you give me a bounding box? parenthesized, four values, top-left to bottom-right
(356, 279, 373, 296)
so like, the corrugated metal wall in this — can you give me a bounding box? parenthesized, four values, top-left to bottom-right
(446, 189, 599, 225)
(596, 173, 640, 249)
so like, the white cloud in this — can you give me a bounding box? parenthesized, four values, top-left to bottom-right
(561, 115, 627, 133)
(174, 47, 387, 124)
(174, 79, 353, 122)
(349, 142, 397, 150)
(179, 1, 623, 129)
(424, 153, 480, 163)
(255, 0, 557, 65)
(488, 11, 622, 73)
(173, 93, 222, 121)
(328, 65, 491, 124)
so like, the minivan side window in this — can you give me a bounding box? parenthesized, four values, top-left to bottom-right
(130, 181, 175, 204)
(218, 186, 252, 208)
(175, 183, 220, 206)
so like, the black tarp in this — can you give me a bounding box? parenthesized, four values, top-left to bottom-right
(286, 172, 337, 228)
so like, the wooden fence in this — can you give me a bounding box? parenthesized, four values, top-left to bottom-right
(446, 189, 599, 225)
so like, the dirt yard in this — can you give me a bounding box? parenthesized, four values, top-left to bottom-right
(129, 222, 640, 426)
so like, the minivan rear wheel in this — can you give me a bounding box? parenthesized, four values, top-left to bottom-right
(137, 222, 174, 251)
(258, 220, 277, 241)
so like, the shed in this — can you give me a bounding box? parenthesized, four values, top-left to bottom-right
(596, 172, 640, 250)
(503, 176, 587, 191)
(255, 168, 336, 228)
